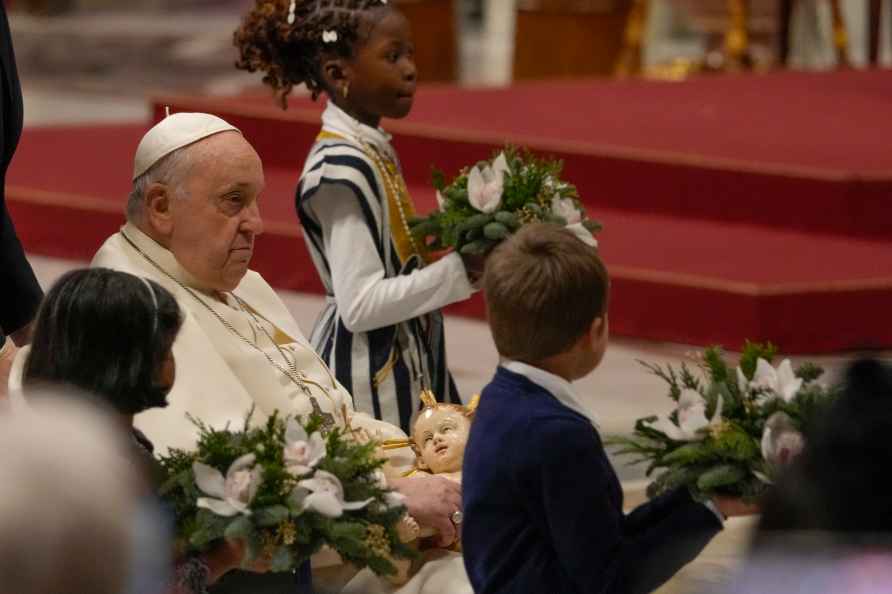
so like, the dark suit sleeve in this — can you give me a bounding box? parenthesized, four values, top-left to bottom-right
(0, 2, 43, 339)
(0, 202, 42, 336)
(535, 419, 722, 594)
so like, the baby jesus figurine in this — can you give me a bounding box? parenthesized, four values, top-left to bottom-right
(409, 390, 478, 483)
(379, 391, 478, 585)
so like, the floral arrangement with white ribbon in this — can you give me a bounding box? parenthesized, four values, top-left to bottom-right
(158, 412, 412, 575)
(409, 147, 602, 256)
(607, 341, 839, 501)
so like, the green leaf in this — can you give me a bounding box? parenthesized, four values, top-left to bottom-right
(224, 515, 255, 542)
(696, 464, 747, 491)
(712, 426, 759, 462)
(483, 222, 510, 240)
(661, 442, 717, 466)
(254, 505, 291, 528)
(738, 340, 777, 379)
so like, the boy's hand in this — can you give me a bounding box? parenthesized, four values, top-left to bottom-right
(713, 495, 760, 518)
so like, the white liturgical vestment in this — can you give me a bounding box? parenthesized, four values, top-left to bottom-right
(90, 223, 411, 459)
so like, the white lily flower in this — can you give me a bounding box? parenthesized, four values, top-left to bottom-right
(761, 412, 805, 467)
(751, 358, 802, 402)
(467, 153, 510, 213)
(284, 418, 325, 478)
(194, 453, 262, 517)
(550, 196, 582, 225)
(645, 389, 723, 441)
(736, 366, 749, 394)
(564, 222, 598, 248)
(298, 470, 374, 518)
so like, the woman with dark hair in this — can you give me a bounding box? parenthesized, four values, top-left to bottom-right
(19, 268, 270, 594)
(24, 267, 181, 419)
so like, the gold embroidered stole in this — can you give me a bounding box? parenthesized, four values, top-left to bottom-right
(315, 130, 429, 266)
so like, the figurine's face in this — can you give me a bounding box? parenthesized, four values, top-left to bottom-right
(413, 408, 471, 474)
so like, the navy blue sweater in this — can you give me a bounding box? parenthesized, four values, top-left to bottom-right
(462, 367, 722, 594)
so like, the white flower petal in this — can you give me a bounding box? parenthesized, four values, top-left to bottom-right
(467, 167, 486, 212)
(435, 190, 446, 211)
(752, 358, 778, 391)
(678, 389, 705, 409)
(564, 222, 597, 247)
(228, 453, 257, 474)
(736, 367, 749, 394)
(197, 497, 240, 517)
(679, 405, 709, 435)
(776, 360, 802, 402)
(224, 497, 252, 516)
(193, 462, 226, 498)
(341, 497, 375, 511)
(753, 470, 773, 485)
(304, 492, 344, 518)
(286, 419, 309, 444)
(491, 153, 510, 178)
(709, 395, 724, 425)
(307, 432, 326, 467)
(644, 416, 687, 441)
(287, 464, 313, 478)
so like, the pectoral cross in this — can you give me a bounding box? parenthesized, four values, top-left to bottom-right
(309, 396, 337, 432)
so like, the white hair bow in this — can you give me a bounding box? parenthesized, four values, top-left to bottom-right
(322, 29, 338, 43)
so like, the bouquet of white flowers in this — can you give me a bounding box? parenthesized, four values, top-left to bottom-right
(608, 342, 839, 502)
(409, 147, 601, 255)
(158, 412, 414, 575)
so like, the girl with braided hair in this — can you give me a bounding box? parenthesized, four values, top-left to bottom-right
(235, 0, 482, 433)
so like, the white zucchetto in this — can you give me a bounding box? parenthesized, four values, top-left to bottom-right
(132, 112, 241, 180)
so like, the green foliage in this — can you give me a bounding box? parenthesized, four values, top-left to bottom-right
(738, 340, 777, 379)
(156, 412, 413, 576)
(611, 343, 838, 500)
(410, 146, 601, 252)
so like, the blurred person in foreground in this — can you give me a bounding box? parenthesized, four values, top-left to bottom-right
(728, 358, 892, 594)
(0, 395, 143, 594)
(0, 2, 44, 395)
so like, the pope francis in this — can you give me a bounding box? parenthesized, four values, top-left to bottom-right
(87, 112, 464, 592)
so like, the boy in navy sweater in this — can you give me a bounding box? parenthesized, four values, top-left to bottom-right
(462, 224, 753, 594)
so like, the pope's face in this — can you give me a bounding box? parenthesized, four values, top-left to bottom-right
(168, 132, 265, 292)
(413, 408, 471, 474)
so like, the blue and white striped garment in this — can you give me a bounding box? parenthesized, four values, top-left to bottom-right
(296, 132, 460, 432)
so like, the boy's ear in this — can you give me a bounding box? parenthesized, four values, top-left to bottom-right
(590, 315, 607, 342)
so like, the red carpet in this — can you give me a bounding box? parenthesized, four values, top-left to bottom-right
(8, 70, 892, 353)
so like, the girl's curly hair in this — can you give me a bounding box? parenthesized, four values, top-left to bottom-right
(234, 0, 388, 108)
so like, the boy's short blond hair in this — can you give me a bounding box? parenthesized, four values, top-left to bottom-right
(483, 223, 609, 363)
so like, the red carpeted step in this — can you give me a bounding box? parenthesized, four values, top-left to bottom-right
(151, 69, 892, 240)
(8, 120, 892, 353)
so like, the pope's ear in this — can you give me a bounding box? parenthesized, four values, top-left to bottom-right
(144, 182, 174, 236)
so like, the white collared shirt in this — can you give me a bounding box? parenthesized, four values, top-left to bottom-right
(501, 360, 598, 428)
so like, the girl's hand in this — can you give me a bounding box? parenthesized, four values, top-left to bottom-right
(460, 250, 492, 287)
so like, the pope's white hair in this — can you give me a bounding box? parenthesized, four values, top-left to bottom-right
(0, 393, 140, 594)
(126, 144, 193, 223)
